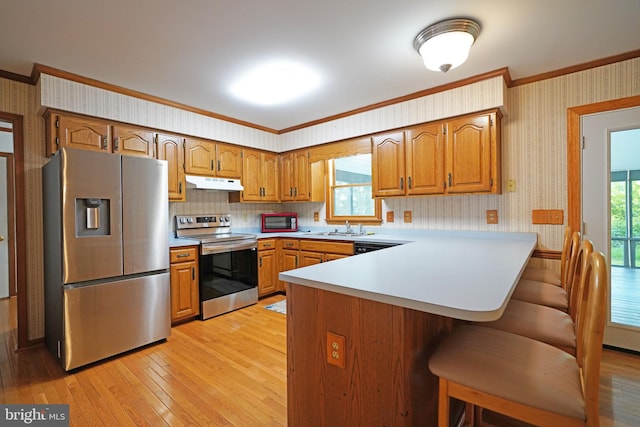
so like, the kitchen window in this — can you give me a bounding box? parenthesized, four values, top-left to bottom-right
(326, 153, 382, 225)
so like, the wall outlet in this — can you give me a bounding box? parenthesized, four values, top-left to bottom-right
(327, 331, 345, 368)
(532, 209, 564, 225)
(403, 211, 412, 223)
(386, 211, 394, 223)
(486, 210, 498, 224)
(313, 212, 319, 222)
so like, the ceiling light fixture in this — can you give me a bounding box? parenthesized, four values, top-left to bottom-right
(230, 61, 321, 106)
(413, 18, 480, 73)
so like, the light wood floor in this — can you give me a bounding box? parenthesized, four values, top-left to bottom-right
(611, 266, 640, 327)
(1, 295, 640, 426)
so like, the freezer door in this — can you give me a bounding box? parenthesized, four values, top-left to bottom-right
(61, 148, 124, 283)
(62, 272, 170, 371)
(122, 156, 169, 274)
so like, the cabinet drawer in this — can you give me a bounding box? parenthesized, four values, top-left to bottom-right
(170, 246, 197, 263)
(279, 238, 299, 250)
(258, 239, 277, 251)
(299, 240, 354, 255)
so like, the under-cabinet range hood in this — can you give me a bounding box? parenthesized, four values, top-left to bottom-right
(185, 175, 244, 191)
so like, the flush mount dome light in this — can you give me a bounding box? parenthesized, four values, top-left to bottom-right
(230, 61, 321, 106)
(413, 18, 480, 73)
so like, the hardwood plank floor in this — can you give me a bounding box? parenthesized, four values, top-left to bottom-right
(611, 266, 640, 327)
(1, 294, 640, 426)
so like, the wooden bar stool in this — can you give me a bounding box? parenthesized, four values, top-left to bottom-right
(520, 225, 572, 286)
(428, 251, 607, 427)
(510, 231, 581, 311)
(478, 240, 593, 355)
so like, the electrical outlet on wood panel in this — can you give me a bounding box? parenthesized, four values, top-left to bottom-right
(403, 211, 412, 223)
(549, 209, 564, 225)
(327, 331, 345, 368)
(386, 211, 394, 223)
(532, 209, 548, 224)
(486, 210, 498, 224)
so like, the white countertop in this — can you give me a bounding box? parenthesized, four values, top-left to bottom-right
(279, 230, 537, 322)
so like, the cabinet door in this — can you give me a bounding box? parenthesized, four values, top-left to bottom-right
(157, 133, 185, 201)
(299, 251, 324, 267)
(446, 114, 492, 194)
(242, 148, 263, 201)
(325, 253, 349, 262)
(258, 249, 278, 296)
(170, 260, 199, 322)
(261, 152, 280, 202)
(113, 125, 154, 158)
(216, 143, 243, 179)
(406, 123, 445, 195)
(280, 152, 295, 201)
(56, 115, 111, 153)
(184, 138, 216, 176)
(293, 150, 310, 201)
(279, 249, 299, 290)
(372, 131, 406, 197)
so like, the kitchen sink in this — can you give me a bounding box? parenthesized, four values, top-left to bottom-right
(312, 231, 371, 237)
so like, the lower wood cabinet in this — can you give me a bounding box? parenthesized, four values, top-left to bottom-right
(259, 238, 354, 295)
(298, 240, 354, 267)
(258, 239, 278, 297)
(279, 239, 300, 290)
(169, 246, 200, 323)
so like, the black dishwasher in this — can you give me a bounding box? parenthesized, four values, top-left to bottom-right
(353, 241, 401, 255)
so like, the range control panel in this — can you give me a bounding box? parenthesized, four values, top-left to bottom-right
(175, 214, 231, 230)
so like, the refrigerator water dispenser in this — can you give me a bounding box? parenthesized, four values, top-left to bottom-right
(76, 198, 110, 236)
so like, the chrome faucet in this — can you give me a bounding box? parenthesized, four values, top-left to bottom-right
(345, 220, 352, 233)
(359, 223, 364, 235)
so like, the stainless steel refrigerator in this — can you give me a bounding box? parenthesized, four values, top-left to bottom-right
(43, 147, 170, 371)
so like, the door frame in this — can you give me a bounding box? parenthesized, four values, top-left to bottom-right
(0, 152, 16, 297)
(0, 111, 28, 350)
(567, 95, 640, 232)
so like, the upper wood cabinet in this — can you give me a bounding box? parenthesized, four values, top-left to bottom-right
(216, 143, 243, 179)
(156, 133, 186, 202)
(372, 109, 501, 197)
(46, 112, 111, 156)
(445, 113, 497, 194)
(184, 137, 242, 179)
(371, 131, 406, 197)
(280, 149, 311, 201)
(230, 148, 279, 203)
(112, 124, 154, 158)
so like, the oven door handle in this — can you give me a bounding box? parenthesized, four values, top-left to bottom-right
(201, 240, 258, 255)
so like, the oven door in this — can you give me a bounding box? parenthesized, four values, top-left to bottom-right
(199, 243, 258, 319)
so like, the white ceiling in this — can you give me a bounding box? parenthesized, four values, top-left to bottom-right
(1, 0, 639, 131)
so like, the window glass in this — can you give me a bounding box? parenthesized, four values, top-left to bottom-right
(326, 153, 381, 224)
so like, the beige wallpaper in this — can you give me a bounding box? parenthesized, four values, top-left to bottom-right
(38, 74, 281, 152)
(1, 56, 639, 341)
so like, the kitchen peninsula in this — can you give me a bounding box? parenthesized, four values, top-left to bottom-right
(279, 230, 537, 426)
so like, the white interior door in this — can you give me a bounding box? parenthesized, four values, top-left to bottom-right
(0, 156, 7, 298)
(582, 106, 640, 351)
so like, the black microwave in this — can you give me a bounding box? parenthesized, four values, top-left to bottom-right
(261, 213, 298, 232)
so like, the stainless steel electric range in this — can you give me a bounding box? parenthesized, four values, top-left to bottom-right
(175, 214, 258, 319)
